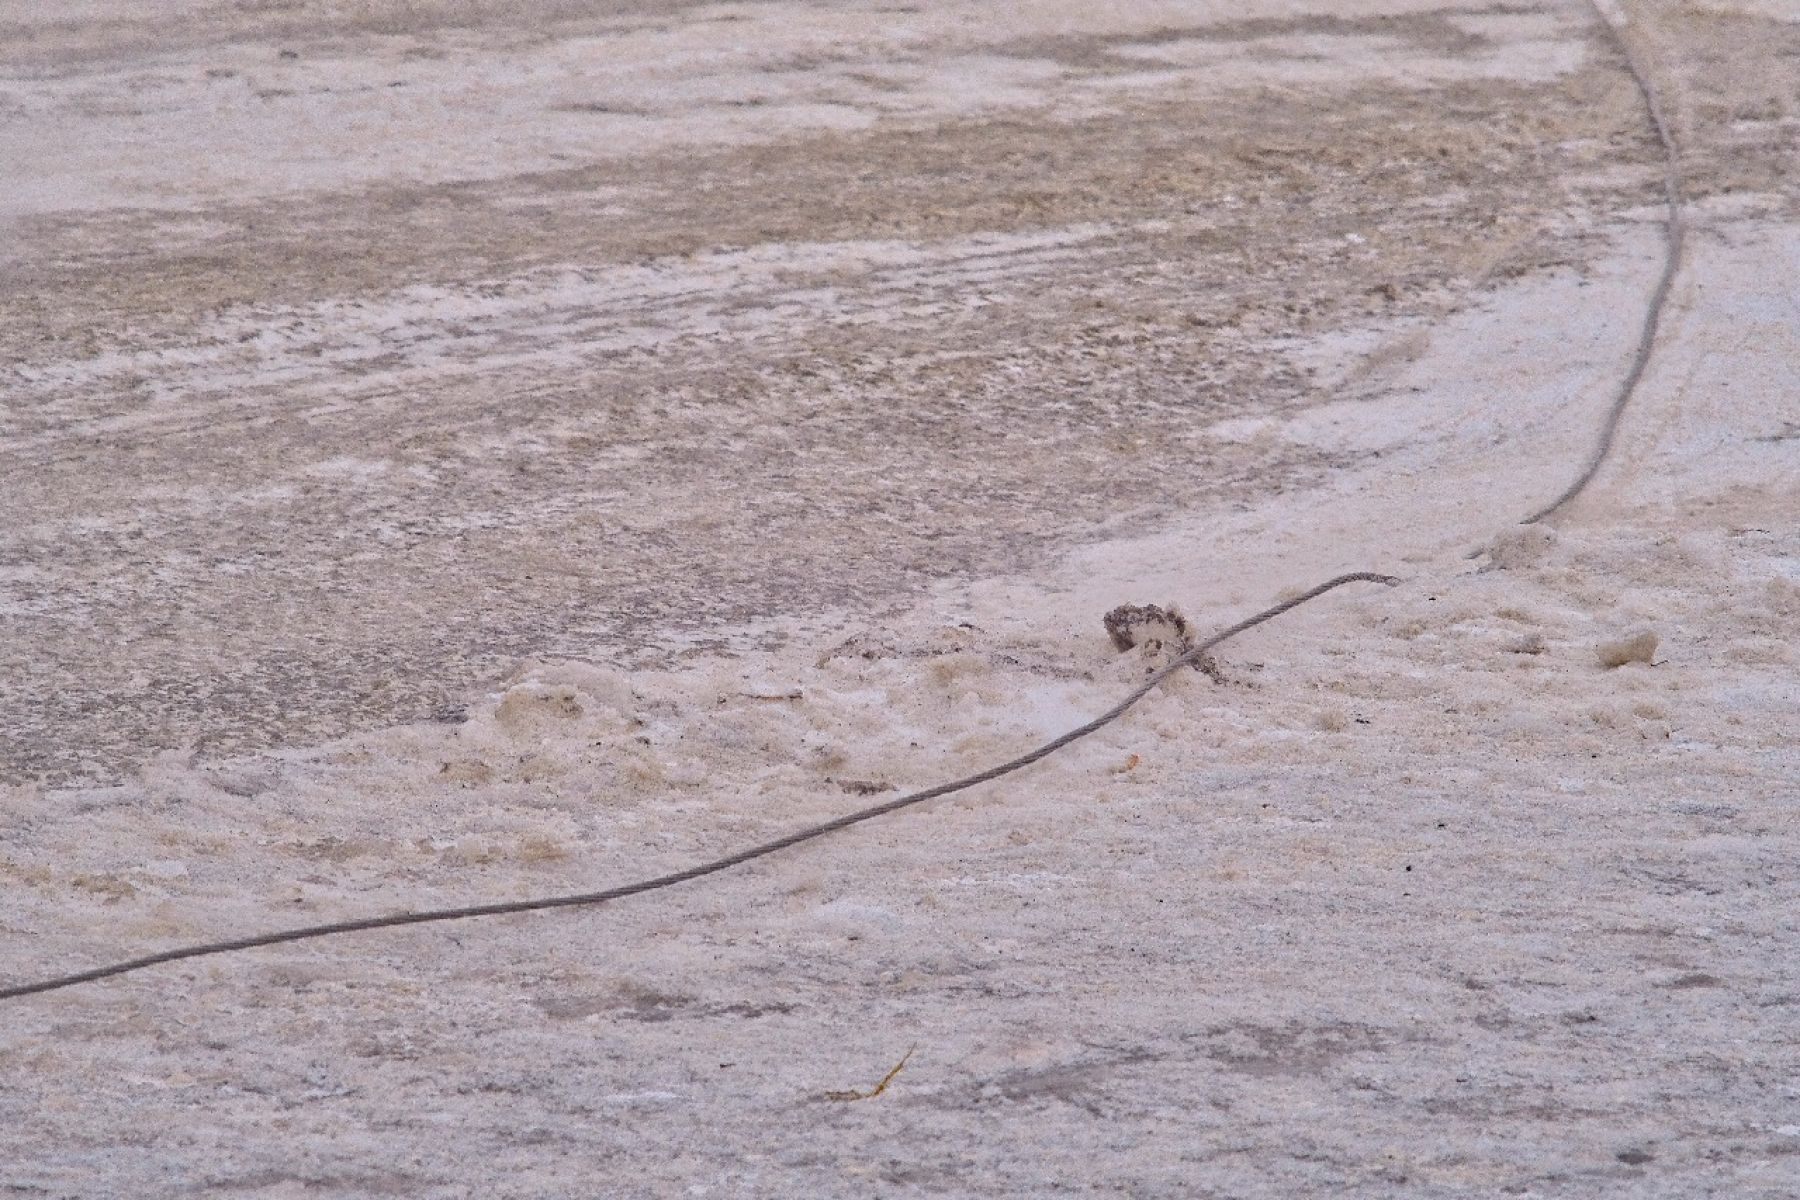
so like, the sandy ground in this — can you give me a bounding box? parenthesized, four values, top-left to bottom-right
(2, 0, 1798, 1196)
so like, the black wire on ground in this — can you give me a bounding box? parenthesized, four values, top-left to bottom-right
(0, 572, 1399, 1002)
(1, 5, 1690, 1009)
(1520, 0, 1685, 524)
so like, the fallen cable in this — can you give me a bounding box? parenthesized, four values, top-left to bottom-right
(1521, 0, 1686, 524)
(0, 571, 1398, 1001)
(0, 5, 1689, 1006)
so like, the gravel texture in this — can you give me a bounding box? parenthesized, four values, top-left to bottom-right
(2, 2, 1798, 1196)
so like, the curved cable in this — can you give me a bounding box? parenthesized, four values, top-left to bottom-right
(0, 572, 1399, 1001)
(1521, 0, 1685, 524)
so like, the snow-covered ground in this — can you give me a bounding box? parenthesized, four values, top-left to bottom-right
(2, 1, 1797, 1195)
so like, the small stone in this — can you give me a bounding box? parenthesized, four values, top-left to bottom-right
(1596, 629, 1658, 668)
(1103, 603, 1189, 653)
